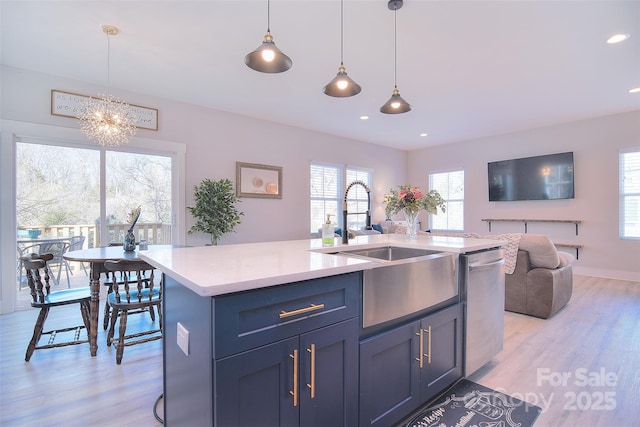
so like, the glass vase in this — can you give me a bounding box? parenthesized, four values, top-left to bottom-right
(123, 229, 136, 252)
(403, 209, 419, 240)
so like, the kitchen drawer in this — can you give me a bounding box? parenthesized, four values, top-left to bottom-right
(214, 272, 360, 358)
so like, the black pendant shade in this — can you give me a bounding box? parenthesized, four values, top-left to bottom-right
(380, 86, 411, 114)
(244, 31, 292, 73)
(323, 64, 362, 97)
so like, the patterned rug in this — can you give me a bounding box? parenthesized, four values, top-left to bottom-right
(404, 379, 541, 427)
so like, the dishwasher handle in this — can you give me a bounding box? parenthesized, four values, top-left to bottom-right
(468, 258, 505, 271)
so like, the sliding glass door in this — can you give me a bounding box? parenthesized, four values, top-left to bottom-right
(15, 141, 173, 308)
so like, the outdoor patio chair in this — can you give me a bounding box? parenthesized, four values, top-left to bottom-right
(67, 235, 88, 275)
(38, 241, 72, 288)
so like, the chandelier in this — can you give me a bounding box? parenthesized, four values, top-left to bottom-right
(79, 25, 136, 146)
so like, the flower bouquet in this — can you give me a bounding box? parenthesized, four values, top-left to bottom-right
(384, 185, 446, 239)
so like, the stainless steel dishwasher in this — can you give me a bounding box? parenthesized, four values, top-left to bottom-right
(460, 248, 505, 376)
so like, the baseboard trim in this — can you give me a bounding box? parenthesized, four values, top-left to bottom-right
(574, 267, 640, 282)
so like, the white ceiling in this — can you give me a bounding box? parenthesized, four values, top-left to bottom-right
(2, 0, 639, 150)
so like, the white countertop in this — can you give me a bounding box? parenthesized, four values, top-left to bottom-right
(138, 234, 505, 297)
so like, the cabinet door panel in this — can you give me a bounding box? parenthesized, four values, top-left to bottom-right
(299, 319, 358, 427)
(420, 303, 463, 402)
(359, 321, 421, 427)
(216, 337, 299, 427)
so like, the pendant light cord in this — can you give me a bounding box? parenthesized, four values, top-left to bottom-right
(267, 0, 271, 32)
(340, 0, 344, 65)
(393, 7, 397, 88)
(106, 31, 111, 95)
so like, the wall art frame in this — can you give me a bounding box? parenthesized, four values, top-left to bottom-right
(51, 89, 158, 130)
(236, 162, 282, 199)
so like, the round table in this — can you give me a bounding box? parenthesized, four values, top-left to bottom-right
(64, 245, 174, 356)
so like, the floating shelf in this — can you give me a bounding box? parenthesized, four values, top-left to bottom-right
(481, 218, 582, 235)
(553, 242, 583, 259)
(481, 219, 583, 259)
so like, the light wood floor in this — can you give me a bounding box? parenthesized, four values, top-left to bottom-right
(469, 275, 640, 426)
(1, 274, 638, 426)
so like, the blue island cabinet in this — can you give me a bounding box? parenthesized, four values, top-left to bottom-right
(359, 303, 464, 427)
(163, 271, 360, 427)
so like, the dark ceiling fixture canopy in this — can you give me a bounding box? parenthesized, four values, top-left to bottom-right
(380, 0, 411, 114)
(323, 0, 361, 97)
(244, 0, 292, 73)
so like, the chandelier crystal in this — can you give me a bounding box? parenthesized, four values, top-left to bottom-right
(79, 25, 137, 146)
(79, 94, 137, 146)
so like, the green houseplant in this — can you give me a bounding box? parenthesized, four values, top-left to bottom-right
(187, 178, 243, 245)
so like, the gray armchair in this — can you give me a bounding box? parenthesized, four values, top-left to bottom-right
(505, 234, 574, 319)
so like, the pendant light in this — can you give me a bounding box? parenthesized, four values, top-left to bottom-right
(323, 0, 361, 97)
(244, 0, 292, 73)
(79, 25, 137, 146)
(380, 0, 411, 114)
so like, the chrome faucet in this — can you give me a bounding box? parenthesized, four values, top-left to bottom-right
(342, 180, 372, 244)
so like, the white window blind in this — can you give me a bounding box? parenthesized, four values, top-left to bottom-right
(620, 150, 640, 239)
(429, 170, 464, 231)
(310, 163, 341, 234)
(310, 163, 372, 234)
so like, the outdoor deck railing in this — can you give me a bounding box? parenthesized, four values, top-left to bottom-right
(17, 223, 172, 249)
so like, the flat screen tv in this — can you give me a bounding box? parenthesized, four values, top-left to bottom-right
(488, 152, 574, 201)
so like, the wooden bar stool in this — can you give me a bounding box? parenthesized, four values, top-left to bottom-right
(22, 253, 91, 361)
(104, 259, 162, 364)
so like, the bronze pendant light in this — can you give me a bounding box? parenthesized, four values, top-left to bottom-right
(323, 0, 361, 97)
(380, 0, 411, 114)
(244, 0, 292, 73)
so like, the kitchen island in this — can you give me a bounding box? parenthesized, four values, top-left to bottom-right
(140, 234, 505, 427)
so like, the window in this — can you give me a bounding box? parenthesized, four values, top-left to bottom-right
(345, 168, 372, 231)
(310, 163, 372, 234)
(620, 149, 640, 239)
(429, 170, 464, 231)
(310, 163, 341, 234)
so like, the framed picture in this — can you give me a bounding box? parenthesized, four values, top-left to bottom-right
(236, 162, 282, 199)
(51, 89, 158, 130)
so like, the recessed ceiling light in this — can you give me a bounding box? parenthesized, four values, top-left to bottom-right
(419, 133, 428, 137)
(606, 33, 630, 44)
(360, 115, 369, 120)
(630, 87, 640, 94)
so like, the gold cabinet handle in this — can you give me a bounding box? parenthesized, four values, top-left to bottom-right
(425, 326, 432, 364)
(279, 303, 325, 319)
(415, 329, 424, 368)
(306, 344, 316, 398)
(289, 350, 299, 407)
(415, 326, 432, 367)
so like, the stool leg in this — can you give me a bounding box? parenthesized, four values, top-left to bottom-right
(103, 300, 111, 330)
(25, 307, 49, 361)
(116, 310, 128, 365)
(107, 306, 118, 347)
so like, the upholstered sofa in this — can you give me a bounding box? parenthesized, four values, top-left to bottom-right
(504, 234, 574, 319)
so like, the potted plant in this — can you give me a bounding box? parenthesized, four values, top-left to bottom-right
(187, 178, 243, 245)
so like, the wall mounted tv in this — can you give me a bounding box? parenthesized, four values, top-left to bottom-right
(488, 152, 575, 201)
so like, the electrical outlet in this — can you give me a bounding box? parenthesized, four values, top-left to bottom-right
(177, 322, 189, 356)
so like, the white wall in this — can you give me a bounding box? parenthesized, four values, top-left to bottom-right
(408, 111, 640, 281)
(0, 66, 407, 247)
